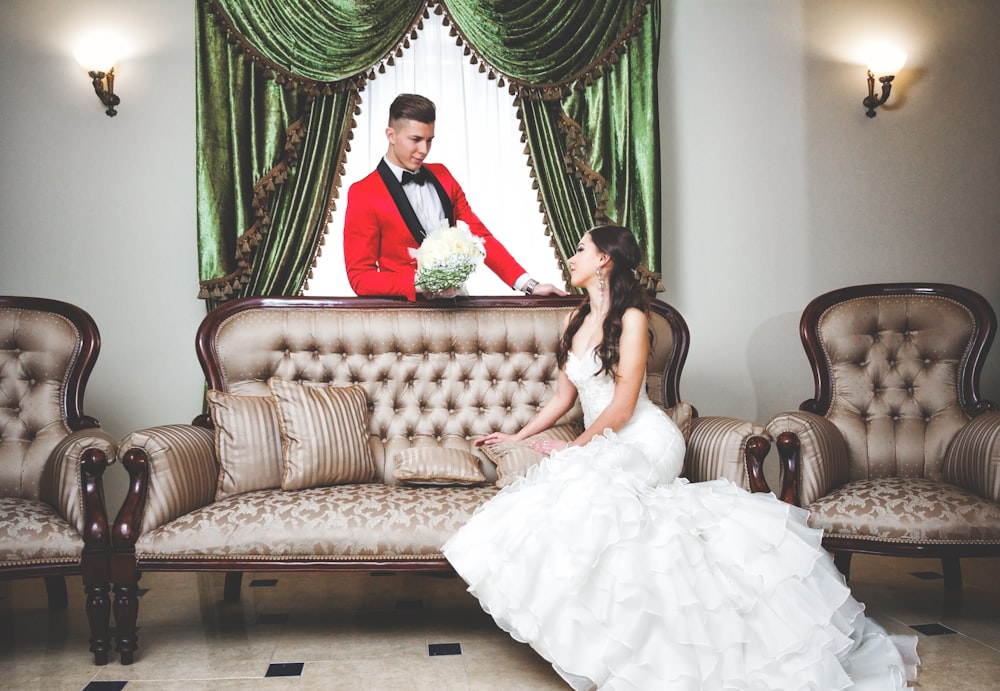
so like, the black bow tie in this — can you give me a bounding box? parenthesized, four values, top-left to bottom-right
(401, 168, 427, 186)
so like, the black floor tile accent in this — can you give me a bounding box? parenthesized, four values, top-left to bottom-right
(265, 662, 305, 677)
(84, 682, 128, 691)
(428, 642, 462, 656)
(250, 578, 278, 587)
(910, 623, 957, 636)
(256, 613, 290, 625)
(910, 571, 944, 580)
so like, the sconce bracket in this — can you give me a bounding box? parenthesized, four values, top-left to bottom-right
(863, 71, 895, 118)
(89, 68, 120, 117)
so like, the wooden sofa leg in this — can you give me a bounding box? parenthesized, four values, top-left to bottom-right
(942, 557, 962, 590)
(85, 580, 111, 665)
(833, 552, 853, 583)
(44, 576, 69, 611)
(113, 580, 140, 665)
(224, 572, 244, 603)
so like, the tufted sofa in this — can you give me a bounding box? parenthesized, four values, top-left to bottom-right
(108, 295, 772, 664)
(0, 296, 118, 665)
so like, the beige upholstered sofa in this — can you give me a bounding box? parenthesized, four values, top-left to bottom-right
(1, 296, 117, 665)
(108, 295, 772, 664)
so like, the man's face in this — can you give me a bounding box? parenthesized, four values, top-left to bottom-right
(386, 119, 434, 171)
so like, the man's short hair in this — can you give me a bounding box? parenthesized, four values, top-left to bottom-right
(389, 94, 436, 127)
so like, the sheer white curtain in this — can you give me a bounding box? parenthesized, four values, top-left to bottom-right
(305, 10, 563, 296)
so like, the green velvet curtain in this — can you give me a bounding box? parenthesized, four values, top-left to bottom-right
(196, 0, 661, 307)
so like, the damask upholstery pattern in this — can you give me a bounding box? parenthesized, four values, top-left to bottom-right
(0, 497, 83, 564)
(810, 476, 1000, 542)
(135, 484, 499, 559)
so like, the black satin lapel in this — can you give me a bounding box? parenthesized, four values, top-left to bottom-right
(424, 169, 454, 227)
(376, 159, 426, 243)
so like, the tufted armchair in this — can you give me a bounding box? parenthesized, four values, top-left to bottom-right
(766, 283, 1000, 590)
(0, 296, 117, 664)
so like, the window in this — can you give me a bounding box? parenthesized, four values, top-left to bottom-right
(305, 10, 563, 296)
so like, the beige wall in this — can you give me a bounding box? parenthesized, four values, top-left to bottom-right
(2, 1, 998, 501)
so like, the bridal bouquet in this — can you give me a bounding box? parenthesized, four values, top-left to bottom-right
(410, 221, 486, 294)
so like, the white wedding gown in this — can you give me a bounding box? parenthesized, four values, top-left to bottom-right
(443, 348, 919, 690)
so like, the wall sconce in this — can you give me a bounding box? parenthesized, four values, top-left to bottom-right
(88, 69, 120, 117)
(863, 47, 907, 118)
(73, 33, 124, 117)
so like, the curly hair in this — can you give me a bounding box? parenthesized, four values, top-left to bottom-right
(557, 225, 650, 376)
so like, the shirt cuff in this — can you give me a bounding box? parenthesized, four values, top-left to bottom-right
(512, 273, 532, 292)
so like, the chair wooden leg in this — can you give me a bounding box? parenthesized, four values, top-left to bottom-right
(111, 549, 141, 665)
(833, 552, 853, 583)
(224, 572, 244, 603)
(44, 576, 69, 611)
(942, 557, 962, 590)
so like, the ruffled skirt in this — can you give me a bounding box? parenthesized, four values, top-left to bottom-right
(443, 434, 919, 690)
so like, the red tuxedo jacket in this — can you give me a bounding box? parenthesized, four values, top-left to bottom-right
(343, 162, 526, 300)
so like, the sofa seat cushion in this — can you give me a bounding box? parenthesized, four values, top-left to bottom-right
(135, 483, 499, 560)
(0, 497, 81, 564)
(808, 476, 1000, 543)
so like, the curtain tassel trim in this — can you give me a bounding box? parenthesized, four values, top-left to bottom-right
(557, 109, 612, 224)
(198, 118, 307, 301)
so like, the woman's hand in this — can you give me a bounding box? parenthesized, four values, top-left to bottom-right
(475, 432, 518, 446)
(530, 439, 569, 456)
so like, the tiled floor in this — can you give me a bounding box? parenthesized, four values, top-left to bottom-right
(1, 555, 997, 690)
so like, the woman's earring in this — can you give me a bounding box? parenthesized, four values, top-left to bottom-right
(596, 267, 605, 291)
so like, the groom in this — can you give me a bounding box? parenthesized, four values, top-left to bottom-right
(343, 93, 565, 300)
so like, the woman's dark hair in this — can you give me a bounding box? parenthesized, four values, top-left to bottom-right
(557, 225, 650, 376)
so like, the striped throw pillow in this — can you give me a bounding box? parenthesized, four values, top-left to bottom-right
(267, 378, 376, 490)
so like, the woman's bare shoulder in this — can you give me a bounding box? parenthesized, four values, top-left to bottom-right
(621, 307, 648, 330)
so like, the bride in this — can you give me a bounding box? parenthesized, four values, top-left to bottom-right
(442, 225, 919, 690)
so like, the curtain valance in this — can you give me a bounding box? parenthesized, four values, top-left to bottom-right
(206, 0, 651, 96)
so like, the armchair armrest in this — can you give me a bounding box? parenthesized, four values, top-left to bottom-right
(765, 411, 851, 507)
(685, 416, 771, 493)
(113, 425, 217, 543)
(943, 410, 1000, 502)
(41, 428, 117, 539)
